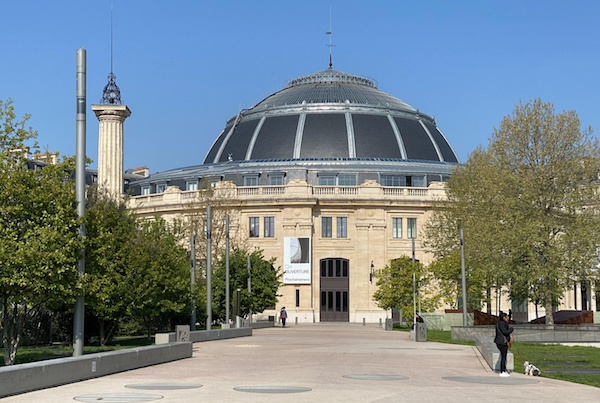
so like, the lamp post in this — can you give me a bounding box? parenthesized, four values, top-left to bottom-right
(370, 261, 374, 283)
(460, 225, 468, 326)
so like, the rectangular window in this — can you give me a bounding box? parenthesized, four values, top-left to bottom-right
(186, 180, 198, 191)
(269, 174, 284, 186)
(141, 186, 150, 196)
(322, 217, 332, 238)
(393, 218, 402, 238)
(328, 259, 334, 277)
(407, 217, 417, 239)
(321, 260, 326, 277)
(336, 259, 341, 277)
(338, 174, 357, 186)
(337, 217, 347, 238)
(264, 216, 275, 237)
(296, 289, 300, 307)
(249, 217, 260, 238)
(328, 291, 333, 311)
(319, 175, 336, 186)
(412, 175, 426, 187)
(156, 184, 166, 193)
(342, 292, 348, 312)
(336, 292, 341, 312)
(342, 260, 348, 277)
(321, 291, 326, 310)
(244, 175, 258, 186)
(380, 175, 406, 187)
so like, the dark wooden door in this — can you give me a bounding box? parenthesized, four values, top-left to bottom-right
(320, 258, 349, 322)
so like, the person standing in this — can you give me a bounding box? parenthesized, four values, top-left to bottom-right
(280, 307, 288, 328)
(494, 311, 514, 377)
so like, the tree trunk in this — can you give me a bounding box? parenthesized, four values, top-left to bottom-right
(2, 302, 24, 366)
(99, 319, 106, 346)
(544, 291, 555, 325)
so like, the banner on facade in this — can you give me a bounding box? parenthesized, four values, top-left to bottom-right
(283, 237, 311, 284)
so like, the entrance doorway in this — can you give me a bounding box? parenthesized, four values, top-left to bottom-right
(320, 258, 349, 322)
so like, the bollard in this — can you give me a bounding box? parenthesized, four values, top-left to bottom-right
(379, 318, 382, 326)
(295, 317, 298, 325)
(363, 318, 366, 326)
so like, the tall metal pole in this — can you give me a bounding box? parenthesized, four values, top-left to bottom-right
(412, 237, 416, 327)
(247, 254, 252, 323)
(225, 214, 230, 324)
(190, 232, 196, 330)
(460, 225, 468, 326)
(73, 48, 86, 357)
(206, 206, 212, 330)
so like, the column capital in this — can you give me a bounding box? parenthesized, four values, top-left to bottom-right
(91, 104, 131, 120)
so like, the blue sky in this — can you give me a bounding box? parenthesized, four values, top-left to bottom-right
(2, 1, 599, 173)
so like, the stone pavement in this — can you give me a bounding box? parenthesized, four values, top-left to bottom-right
(3, 324, 599, 402)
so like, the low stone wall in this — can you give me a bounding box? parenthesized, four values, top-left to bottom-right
(250, 321, 275, 329)
(476, 335, 513, 372)
(0, 342, 192, 398)
(453, 324, 600, 342)
(422, 312, 474, 331)
(155, 327, 252, 344)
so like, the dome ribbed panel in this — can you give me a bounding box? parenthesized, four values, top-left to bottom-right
(352, 114, 402, 159)
(422, 121, 458, 163)
(394, 117, 440, 161)
(300, 114, 348, 159)
(204, 124, 232, 163)
(250, 115, 298, 160)
(217, 120, 259, 162)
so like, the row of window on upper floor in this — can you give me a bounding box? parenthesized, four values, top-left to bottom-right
(247, 216, 418, 239)
(140, 173, 430, 195)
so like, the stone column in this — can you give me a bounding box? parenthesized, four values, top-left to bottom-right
(91, 105, 131, 198)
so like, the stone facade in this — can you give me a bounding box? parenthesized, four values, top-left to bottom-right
(129, 179, 447, 323)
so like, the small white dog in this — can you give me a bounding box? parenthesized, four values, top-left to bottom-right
(524, 361, 541, 376)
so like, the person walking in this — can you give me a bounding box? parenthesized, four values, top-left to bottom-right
(494, 311, 514, 377)
(280, 307, 288, 328)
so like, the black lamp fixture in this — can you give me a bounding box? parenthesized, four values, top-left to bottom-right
(370, 261, 374, 283)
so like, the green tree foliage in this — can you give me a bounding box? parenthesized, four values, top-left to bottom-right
(0, 99, 81, 365)
(83, 189, 138, 345)
(212, 248, 281, 322)
(425, 99, 600, 324)
(85, 190, 193, 344)
(127, 217, 191, 337)
(372, 256, 439, 325)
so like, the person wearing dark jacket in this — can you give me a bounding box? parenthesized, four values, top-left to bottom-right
(495, 312, 514, 377)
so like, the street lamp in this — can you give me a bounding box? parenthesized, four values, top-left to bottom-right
(370, 261, 374, 283)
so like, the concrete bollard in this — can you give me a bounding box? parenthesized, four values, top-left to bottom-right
(295, 317, 298, 325)
(363, 318, 366, 326)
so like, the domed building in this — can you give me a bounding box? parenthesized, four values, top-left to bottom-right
(128, 67, 458, 323)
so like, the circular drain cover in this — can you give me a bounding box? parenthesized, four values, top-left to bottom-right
(443, 376, 539, 385)
(125, 383, 203, 390)
(74, 393, 163, 402)
(343, 374, 408, 381)
(234, 386, 311, 394)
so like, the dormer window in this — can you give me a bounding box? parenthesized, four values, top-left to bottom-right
(244, 175, 259, 186)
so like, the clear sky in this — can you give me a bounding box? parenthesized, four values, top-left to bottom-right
(2, 1, 599, 173)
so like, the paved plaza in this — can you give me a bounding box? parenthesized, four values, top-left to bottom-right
(3, 324, 599, 402)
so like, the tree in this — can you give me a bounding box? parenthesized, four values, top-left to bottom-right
(212, 247, 281, 323)
(372, 256, 439, 325)
(83, 188, 137, 345)
(127, 217, 191, 337)
(425, 99, 600, 324)
(0, 99, 81, 365)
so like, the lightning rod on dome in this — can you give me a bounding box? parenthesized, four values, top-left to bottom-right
(326, 6, 334, 69)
